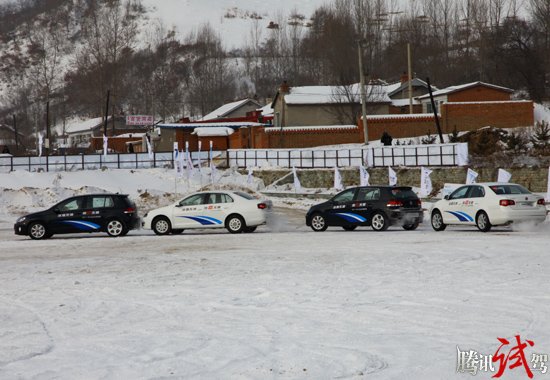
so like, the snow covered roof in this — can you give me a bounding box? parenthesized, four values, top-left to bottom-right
(192, 127, 235, 137)
(417, 81, 513, 100)
(283, 84, 391, 105)
(54, 116, 109, 135)
(364, 113, 435, 120)
(391, 98, 421, 107)
(264, 125, 358, 133)
(112, 133, 145, 138)
(158, 122, 265, 129)
(386, 78, 433, 97)
(258, 103, 274, 116)
(200, 99, 262, 121)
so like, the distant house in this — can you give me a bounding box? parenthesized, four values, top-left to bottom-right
(54, 116, 148, 153)
(200, 98, 263, 121)
(417, 81, 514, 113)
(271, 77, 432, 127)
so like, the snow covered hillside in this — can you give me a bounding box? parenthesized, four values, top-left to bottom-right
(142, 0, 327, 49)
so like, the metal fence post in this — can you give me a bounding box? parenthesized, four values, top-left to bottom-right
(10, 156, 13, 171)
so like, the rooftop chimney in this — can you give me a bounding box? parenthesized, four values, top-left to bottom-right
(279, 81, 290, 93)
(400, 72, 409, 84)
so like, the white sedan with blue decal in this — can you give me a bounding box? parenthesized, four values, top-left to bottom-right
(142, 191, 268, 235)
(431, 183, 547, 232)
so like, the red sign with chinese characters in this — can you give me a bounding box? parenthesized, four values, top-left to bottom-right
(126, 115, 154, 126)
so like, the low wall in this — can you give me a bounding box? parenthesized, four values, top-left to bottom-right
(251, 167, 550, 193)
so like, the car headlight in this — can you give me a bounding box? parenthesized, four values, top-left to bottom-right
(16, 216, 26, 223)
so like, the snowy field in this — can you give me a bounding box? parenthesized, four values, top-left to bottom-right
(1, 169, 550, 379)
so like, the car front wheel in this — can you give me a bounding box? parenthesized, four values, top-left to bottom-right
(476, 211, 492, 232)
(106, 219, 125, 237)
(29, 222, 48, 240)
(310, 213, 327, 232)
(152, 216, 171, 235)
(371, 212, 388, 231)
(431, 210, 446, 231)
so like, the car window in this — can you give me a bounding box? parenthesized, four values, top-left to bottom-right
(449, 186, 470, 200)
(58, 198, 83, 211)
(489, 185, 531, 195)
(356, 188, 380, 201)
(391, 188, 417, 199)
(468, 186, 485, 198)
(89, 196, 114, 208)
(234, 191, 256, 200)
(206, 193, 233, 204)
(179, 194, 204, 206)
(332, 189, 355, 203)
(221, 194, 234, 203)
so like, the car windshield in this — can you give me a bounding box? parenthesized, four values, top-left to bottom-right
(234, 191, 256, 200)
(489, 185, 531, 195)
(391, 188, 417, 199)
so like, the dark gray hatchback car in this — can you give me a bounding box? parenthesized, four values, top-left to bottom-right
(306, 186, 423, 232)
(14, 194, 139, 239)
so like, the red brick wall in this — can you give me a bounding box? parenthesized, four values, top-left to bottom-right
(360, 115, 437, 140)
(388, 105, 423, 114)
(266, 128, 362, 148)
(440, 101, 534, 133)
(448, 86, 511, 102)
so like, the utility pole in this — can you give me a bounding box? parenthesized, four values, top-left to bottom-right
(357, 40, 368, 144)
(45, 101, 50, 155)
(407, 43, 413, 114)
(13, 114, 18, 153)
(103, 90, 110, 136)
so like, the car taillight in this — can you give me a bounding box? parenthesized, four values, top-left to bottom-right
(386, 200, 403, 208)
(499, 199, 515, 207)
(416, 199, 422, 207)
(537, 199, 546, 206)
(257, 203, 267, 209)
(124, 207, 135, 214)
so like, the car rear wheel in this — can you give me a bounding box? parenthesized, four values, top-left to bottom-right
(153, 216, 171, 235)
(226, 215, 245, 233)
(106, 219, 125, 237)
(476, 211, 492, 232)
(431, 210, 446, 231)
(29, 222, 48, 240)
(310, 213, 327, 232)
(171, 229, 184, 235)
(402, 222, 419, 231)
(342, 225, 357, 231)
(243, 226, 257, 233)
(371, 212, 388, 231)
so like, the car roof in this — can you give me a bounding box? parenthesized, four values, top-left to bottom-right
(472, 183, 520, 186)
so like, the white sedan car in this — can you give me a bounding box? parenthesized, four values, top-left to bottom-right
(142, 191, 268, 235)
(431, 183, 547, 232)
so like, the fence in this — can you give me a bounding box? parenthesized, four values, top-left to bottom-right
(227, 143, 469, 168)
(0, 151, 215, 173)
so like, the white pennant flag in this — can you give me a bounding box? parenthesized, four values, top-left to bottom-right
(38, 133, 43, 157)
(173, 142, 179, 176)
(546, 167, 550, 202)
(420, 167, 433, 197)
(102, 134, 108, 157)
(247, 167, 253, 185)
(178, 150, 185, 178)
(497, 168, 512, 183)
(185, 142, 194, 174)
(334, 166, 343, 191)
(197, 141, 202, 172)
(359, 165, 370, 186)
(388, 166, 397, 186)
(293, 166, 302, 192)
(146, 135, 153, 159)
(466, 168, 478, 184)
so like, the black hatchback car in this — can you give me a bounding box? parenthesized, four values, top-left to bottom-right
(14, 194, 139, 239)
(306, 186, 423, 232)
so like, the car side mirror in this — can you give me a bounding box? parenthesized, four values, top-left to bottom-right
(444, 195, 449, 200)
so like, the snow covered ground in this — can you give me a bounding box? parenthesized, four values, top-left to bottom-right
(1, 169, 550, 379)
